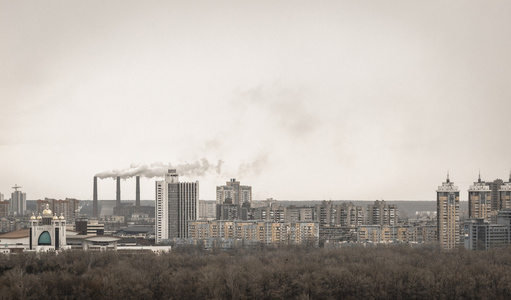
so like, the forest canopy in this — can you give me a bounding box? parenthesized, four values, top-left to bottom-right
(1, 246, 510, 299)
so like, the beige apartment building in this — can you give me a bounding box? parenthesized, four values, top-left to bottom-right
(437, 174, 460, 251)
(468, 174, 492, 221)
(188, 220, 319, 247)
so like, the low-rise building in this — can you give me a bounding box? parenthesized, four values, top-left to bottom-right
(464, 218, 510, 250)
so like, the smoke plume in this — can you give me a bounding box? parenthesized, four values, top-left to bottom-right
(95, 158, 223, 179)
(238, 153, 269, 178)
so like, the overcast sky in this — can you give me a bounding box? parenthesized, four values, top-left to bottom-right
(1, 0, 511, 201)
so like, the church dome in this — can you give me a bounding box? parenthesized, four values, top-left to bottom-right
(52, 214, 58, 220)
(59, 214, 65, 220)
(37, 214, 42, 220)
(30, 214, 36, 220)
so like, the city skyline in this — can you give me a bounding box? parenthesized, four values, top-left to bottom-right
(2, 1, 511, 201)
(3, 171, 511, 203)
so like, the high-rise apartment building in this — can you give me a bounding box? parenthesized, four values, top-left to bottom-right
(253, 202, 287, 222)
(437, 174, 460, 251)
(285, 206, 315, 222)
(484, 179, 504, 212)
(499, 175, 511, 210)
(338, 202, 365, 228)
(0, 201, 9, 218)
(198, 200, 216, 219)
(367, 200, 398, 227)
(216, 179, 252, 221)
(216, 179, 252, 205)
(316, 201, 337, 226)
(468, 174, 492, 221)
(155, 169, 198, 243)
(10, 184, 26, 216)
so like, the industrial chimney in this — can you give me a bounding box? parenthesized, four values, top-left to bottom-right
(93, 176, 98, 218)
(136, 176, 140, 207)
(116, 176, 121, 208)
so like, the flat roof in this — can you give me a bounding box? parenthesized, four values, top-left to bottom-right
(0, 229, 29, 239)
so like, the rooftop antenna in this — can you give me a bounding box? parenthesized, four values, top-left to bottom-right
(446, 170, 450, 183)
(12, 184, 22, 192)
(478, 169, 481, 183)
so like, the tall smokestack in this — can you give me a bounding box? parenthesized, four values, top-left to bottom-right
(136, 176, 140, 207)
(116, 176, 121, 207)
(93, 176, 98, 218)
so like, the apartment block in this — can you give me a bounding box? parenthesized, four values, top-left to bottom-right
(437, 174, 460, 251)
(367, 200, 398, 227)
(468, 175, 492, 221)
(188, 220, 319, 247)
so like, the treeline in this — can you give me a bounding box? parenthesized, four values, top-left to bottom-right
(1, 246, 511, 299)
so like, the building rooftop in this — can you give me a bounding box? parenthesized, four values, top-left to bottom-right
(0, 229, 29, 239)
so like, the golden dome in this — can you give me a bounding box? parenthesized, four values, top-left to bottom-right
(52, 214, 58, 220)
(37, 214, 42, 220)
(59, 213, 65, 220)
(30, 214, 36, 220)
(42, 204, 52, 217)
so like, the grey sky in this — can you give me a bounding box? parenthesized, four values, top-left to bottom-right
(1, 1, 510, 201)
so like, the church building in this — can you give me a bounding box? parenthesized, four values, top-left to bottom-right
(29, 204, 68, 251)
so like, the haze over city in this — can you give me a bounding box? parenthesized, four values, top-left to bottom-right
(1, 0, 511, 201)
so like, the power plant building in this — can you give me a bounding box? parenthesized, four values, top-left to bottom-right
(93, 175, 153, 219)
(155, 169, 198, 243)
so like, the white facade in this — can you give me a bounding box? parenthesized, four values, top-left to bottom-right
(29, 204, 68, 252)
(155, 169, 198, 243)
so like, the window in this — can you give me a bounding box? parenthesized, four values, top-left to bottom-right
(38, 231, 51, 245)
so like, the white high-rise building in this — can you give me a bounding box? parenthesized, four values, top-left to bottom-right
(10, 184, 26, 216)
(155, 169, 198, 243)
